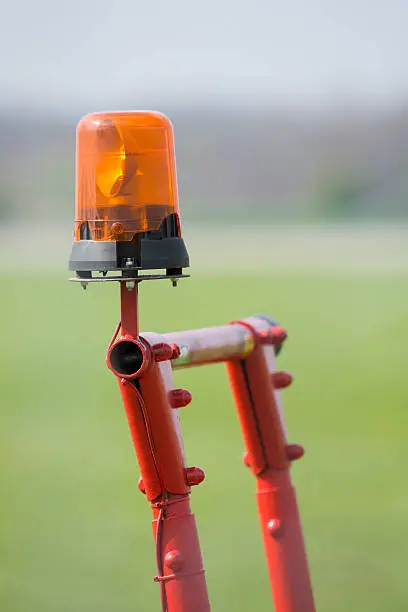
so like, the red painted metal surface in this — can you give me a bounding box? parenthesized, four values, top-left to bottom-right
(256, 468, 315, 612)
(226, 323, 315, 612)
(151, 496, 209, 611)
(120, 282, 139, 336)
(107, 283, 315, 611)
(107, 281, 210, 612)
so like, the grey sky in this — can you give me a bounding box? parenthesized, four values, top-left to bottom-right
(1, 0, 408, 111)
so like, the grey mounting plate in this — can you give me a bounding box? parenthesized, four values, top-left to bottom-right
(69, 273, 190, 283)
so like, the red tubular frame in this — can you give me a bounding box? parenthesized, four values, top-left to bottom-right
(226, 328, 315, 612)
(107, 283, 210, 612)
(106, 282, 315, 612)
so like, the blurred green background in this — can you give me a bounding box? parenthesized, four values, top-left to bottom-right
(2, 2, 408, 610)
(2, 269, 407, 611)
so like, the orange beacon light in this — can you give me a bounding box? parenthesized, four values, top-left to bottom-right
(69, 111, 189, 279)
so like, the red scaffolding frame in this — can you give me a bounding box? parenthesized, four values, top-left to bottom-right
(104, 281, 316, 612)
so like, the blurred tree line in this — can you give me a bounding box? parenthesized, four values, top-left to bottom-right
(0, 105, 407, 224)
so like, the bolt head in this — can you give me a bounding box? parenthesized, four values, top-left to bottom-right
(271, 371, 293, 389)
(164, 549, 184, 572)
(267, 519, 282, 537)
(185, 466, 205, 486)
(169, 388, 192, 409)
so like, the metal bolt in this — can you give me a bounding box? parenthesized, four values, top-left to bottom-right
(286, 443, 305, 461)
(169, 388, 192, 409)
(267, 519, 282, 537)
(259, 326, 287, 346)
(271, 371, 293, 389)
(126, 281, 135, 291)
(125, 257, 134, 267)
(164, 549, 184, 572)
(185, 466, 205, 486)
(152, 343, 174, 362)
(169, 344, 181, 360)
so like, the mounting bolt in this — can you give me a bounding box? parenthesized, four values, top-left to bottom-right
(169, 344, 181, 360)
(164, 549, 184, 572)
(126, 281, 135, 291)
(152, 343, 174, 362)
(185, 466, 205, 486)
(286, 443, 305, 461)
(169, 389, 192, 409)
(267, 519, 282, 538)
(259, 326, 287, 346)
(271, 371, 293, 389)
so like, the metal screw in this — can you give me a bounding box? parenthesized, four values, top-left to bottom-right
(126, 281, 135, 291)
(125, 258, 134, 267)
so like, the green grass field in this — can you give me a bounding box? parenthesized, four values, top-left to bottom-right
(2, 271, 407, 611)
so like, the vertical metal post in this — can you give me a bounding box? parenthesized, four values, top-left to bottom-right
(107, 281, 211, 612)
(120, 281, 139, 337)
(226, 325, 316, 612)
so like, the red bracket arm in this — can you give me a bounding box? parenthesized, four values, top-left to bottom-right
(226, 320, 316, 612)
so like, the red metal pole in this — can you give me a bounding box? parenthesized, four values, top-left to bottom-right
(151, 495, 211, 612)
(108, 308, 314, 610)
(120, 281, 139, 337)
(107, 281, 211, 612)
(226, 328, 315, 612)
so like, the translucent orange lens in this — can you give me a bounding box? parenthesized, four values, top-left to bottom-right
(74, 111, 180, 242)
